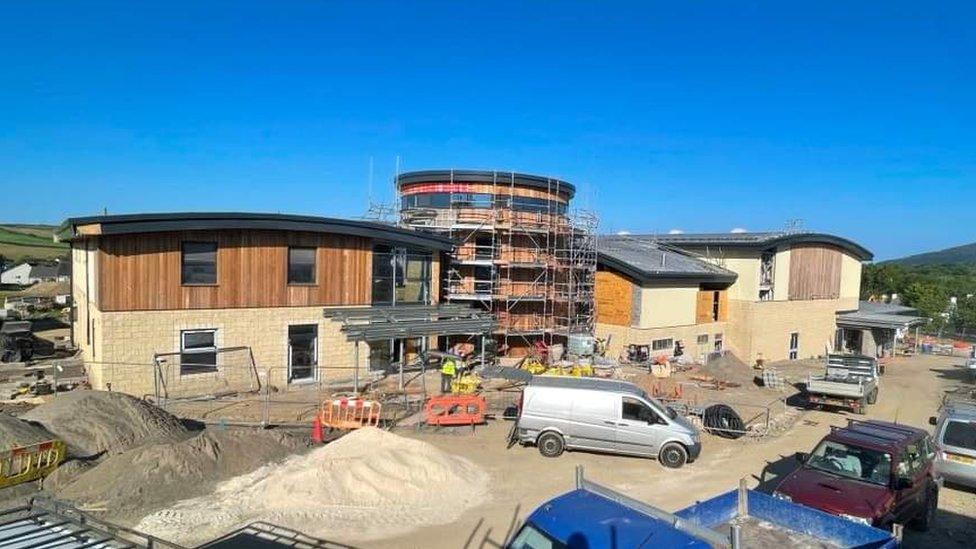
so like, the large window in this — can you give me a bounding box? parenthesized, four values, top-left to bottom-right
(400, 192, 567, 215)
(652, 338, 673, 351)
(288, 325, 317, 382)
(180, 329, 217, 375)
(371, 245, 432, 305)
(181, 242, 217, 285)
(287, 247, 316, 284)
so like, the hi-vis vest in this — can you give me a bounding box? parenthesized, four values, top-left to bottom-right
(441, 359, 457, 376)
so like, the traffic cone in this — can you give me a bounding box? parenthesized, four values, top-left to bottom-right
(311, 415, 324, 444)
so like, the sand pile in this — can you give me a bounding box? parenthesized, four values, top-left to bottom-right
(55, 429, 307, 521)
(21, 391, 188, 457)
(136, 427, 490, 545)
(698, 352, 755, 384)
(0, 414, 54, 449)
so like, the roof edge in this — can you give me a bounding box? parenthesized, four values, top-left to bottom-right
(597, 252, 738, 285)
(396, 169, 576, 198)
(56, 212, 455, 251)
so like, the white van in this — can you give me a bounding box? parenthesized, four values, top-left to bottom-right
(511, 376, 701, 468)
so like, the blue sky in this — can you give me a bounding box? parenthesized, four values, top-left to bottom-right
(1, 2, 973, 260)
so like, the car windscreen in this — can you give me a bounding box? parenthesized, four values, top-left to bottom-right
(806, 440, 892, 486)
(943, 420, 976, 450)
(508, 522, 566, 549)
(639, 390, 678, 420)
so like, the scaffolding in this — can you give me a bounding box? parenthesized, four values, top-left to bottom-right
(399, 170, 597, 354)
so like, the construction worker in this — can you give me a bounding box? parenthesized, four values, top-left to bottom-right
(440, 356, 457, 394)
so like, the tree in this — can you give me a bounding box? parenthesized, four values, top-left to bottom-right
(901, 282, 949, 332)
(954, 296, 976, 335)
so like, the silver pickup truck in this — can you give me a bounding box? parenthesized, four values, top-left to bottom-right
(805, 354, 880, 414)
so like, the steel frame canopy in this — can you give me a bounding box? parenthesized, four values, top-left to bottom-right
(322, 304, 495, 342)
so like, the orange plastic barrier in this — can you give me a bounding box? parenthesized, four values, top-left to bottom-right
(425, 394, 487, 426)
(318, 398, 382, 430)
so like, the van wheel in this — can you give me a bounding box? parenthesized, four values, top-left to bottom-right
(537, 432, 564, 458)
(867, 388, 878, 405)
(659, 443, 688, 469)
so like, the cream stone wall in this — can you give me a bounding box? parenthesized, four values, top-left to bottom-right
(638, 284, 698, 328)
(725, 297, 858, 364)
(840, 253, 863, 300)
(92, 306, 369, 398)
(772, 248, 791, 301)
(597, 321, 728, 361)
(71, 239, 99, 363)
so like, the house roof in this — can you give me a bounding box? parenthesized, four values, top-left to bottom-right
(27, 263, 58, 279)
(598, 235, 738, 284)
(396, 169, 576, 198)
(644, 231, 874, 261)
(836, 301, 928, 330)
(56, 212, 455, 252)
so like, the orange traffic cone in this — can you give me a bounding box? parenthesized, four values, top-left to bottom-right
(311, 415, 324, 444)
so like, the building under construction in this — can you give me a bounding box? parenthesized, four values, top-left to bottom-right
(397, 169, 597, 356)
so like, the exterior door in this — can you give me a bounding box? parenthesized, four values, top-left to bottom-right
(288, 325, 317, 382)
(614, 396, 663, 457)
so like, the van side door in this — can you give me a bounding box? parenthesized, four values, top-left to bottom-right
(614, 396, 665, 457)
(892, 439, 927, 524)
(567, 392, 618, 452)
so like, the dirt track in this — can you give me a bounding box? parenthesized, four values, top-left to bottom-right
(366, 354, 975, 548)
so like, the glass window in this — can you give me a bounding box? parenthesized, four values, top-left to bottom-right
(697, 334, 709, 345)
(509, 523, 562, 549)
(806, 440, 892, 485)
(652, 338, 673, 351)
(287, 247, 316, 284)
(180, 329, 217, 375)
(371, 245, 432, 305)
(621, 396, 658, 423)
(181, 242, 217, 285)
(943, 421, 976, 450)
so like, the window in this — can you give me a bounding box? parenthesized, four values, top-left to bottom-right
(621, 397, 658, 423)
(181, 242, 217, 285)
(180, 329, 217, 375)
(789, 332, 799, 360)
(697, 334, 709, 345)
(943, 420, 976, 450)
(714, 333, 724, 352)
(474, 266, 494, 295)
(371, 245, 432, 305)
(288, 325, 317, 382)
(652, 338, 673, 351)
(806, 440, 892, 486)
(287, 247, 316, 284)
(712, 291, 721, 321)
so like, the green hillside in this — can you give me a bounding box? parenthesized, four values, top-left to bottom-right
(0, 224, 68, 263)
(888, 242, 976, 266)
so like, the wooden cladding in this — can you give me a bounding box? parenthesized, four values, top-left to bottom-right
(595, 269, 635, 326)
(696, 290, 728, 324)
(788, 245, 842, 300)
(97, 230, 371, 311)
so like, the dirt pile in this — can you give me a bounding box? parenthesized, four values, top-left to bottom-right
(0, 414, 54, 449)
(136, 427, 490, 546)
(54, 429, 307, 522)
(21, 391, 188, 457)
(698, 352, 756, 385)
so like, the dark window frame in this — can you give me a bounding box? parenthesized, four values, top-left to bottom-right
(181, 241, 218, 286)
(287, 246, 317, 285)
(652, 338, 673, 351)
(180, 329, 218, 376)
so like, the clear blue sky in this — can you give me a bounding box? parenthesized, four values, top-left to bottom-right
(2, 2, 973, 260)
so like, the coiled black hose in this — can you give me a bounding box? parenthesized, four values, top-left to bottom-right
(703, 404, 745, 439)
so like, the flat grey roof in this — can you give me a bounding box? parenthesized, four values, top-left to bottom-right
(56, 212, 454, 252)
(643, 231, 873, 261)
(322, 304, 494, 341)
(836, 303, 928, 329)
(598, 235, 737, 284)
(396, 169, 575, 198)
(528, 375, 643, 395)
(856, 300, 919, 316)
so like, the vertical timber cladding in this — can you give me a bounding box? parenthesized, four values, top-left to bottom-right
(788, 244, 843, 300)
(97, 230, 371, 311)
(595, 269, 634, 326)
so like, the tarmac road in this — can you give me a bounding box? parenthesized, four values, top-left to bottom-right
(369, 354, 975, 549)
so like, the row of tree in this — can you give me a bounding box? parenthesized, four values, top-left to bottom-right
(861, 263, 976, 335)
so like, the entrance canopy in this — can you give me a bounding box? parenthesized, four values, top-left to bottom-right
(322, 304, 495, 342)
(836, 301, 928, 331)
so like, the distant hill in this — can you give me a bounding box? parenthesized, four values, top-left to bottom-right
(888, 242, 976, 266)
(0, 224, 68, 263)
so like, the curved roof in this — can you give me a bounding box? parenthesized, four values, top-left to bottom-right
(56, 212, 454, 251)
(396, 169, 575, 198)
(646, 231, 873, 261)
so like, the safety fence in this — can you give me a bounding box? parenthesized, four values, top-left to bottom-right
(660, 396, 788, 439)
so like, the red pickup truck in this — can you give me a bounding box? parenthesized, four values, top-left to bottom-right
(773, 419, 938, 531)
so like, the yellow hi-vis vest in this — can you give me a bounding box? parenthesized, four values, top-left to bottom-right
(441, 359, 457, 376)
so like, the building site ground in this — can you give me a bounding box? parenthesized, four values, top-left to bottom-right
(0, 353, 971, 548)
